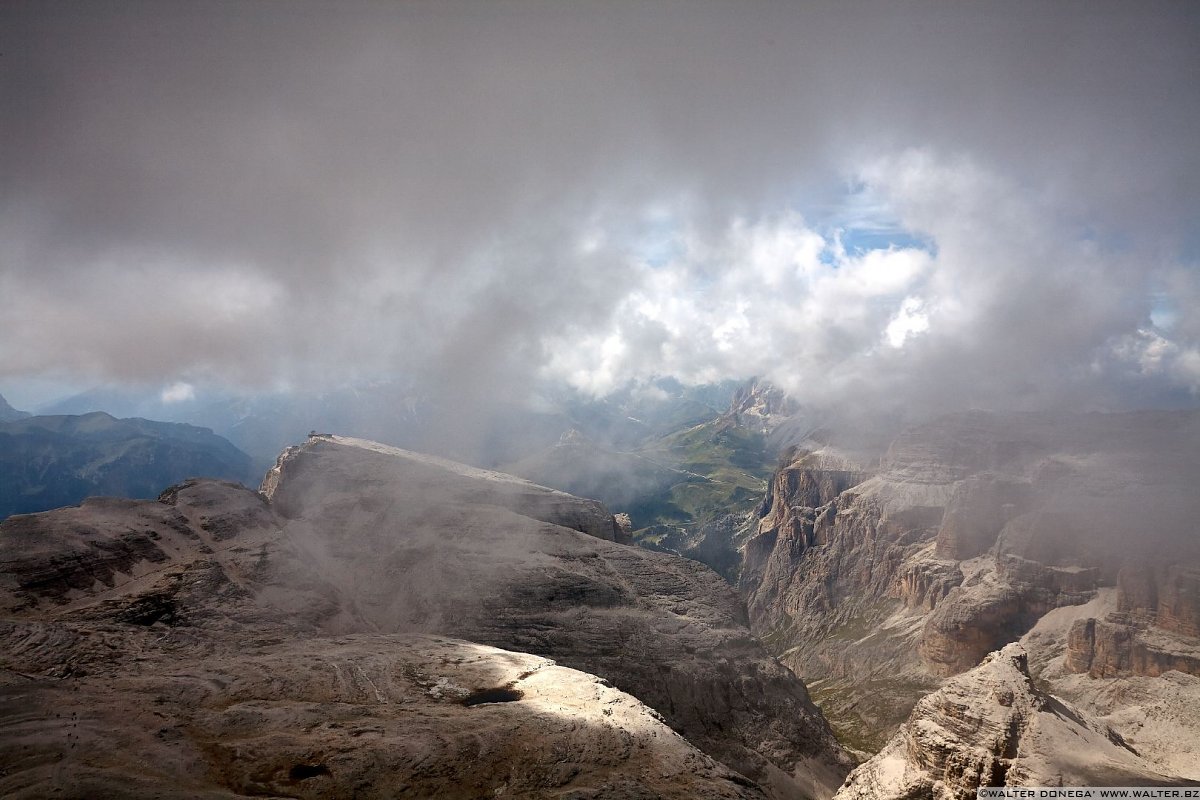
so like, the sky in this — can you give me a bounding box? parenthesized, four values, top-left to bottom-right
(2, 0, 1199, 419)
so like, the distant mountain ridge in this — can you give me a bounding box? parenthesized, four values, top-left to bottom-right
(0, 393, 30, 422)
(500, 378, 786, 579)
(0, 411, 254, 519)
(29, 378, 745, 475)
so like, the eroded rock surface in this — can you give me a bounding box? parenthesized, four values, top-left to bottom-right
(1064, 564, 1200, 679)
(0, 435, 851, 799)
(0, 629, 767, 800)
(741, 410, 1200, 753)
(834, 644, 1189, 800)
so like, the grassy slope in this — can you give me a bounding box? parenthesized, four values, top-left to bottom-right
(645, 419, 773, 515)
(629, 418, 776, 567)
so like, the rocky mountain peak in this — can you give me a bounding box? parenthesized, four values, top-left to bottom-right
(835, 643, 1188, 799)
(724, 378, 798, 434)
(556, 427, 591, 446)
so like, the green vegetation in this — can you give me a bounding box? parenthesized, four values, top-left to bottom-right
(634, 419, 774, 527)
(619, 417, 777, 579)
(807, 675, 931, 755)
(503, 390, 780, 579)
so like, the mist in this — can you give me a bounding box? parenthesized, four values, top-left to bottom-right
(3, 1, 1199, 440)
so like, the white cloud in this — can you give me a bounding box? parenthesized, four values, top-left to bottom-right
(1109, 329, 1200, 392)
(885, 297, 930, 348)
(160, 381, 195, 404)
(542, 149, 1198, 414)
(542, 194, 938, 397)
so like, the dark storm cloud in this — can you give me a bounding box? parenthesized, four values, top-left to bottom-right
(2, 0, 1198, 413)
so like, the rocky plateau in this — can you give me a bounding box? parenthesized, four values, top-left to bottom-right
(0, 434, 852, 799)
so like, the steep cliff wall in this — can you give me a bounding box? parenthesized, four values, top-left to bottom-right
(740, 410, 1200, 754)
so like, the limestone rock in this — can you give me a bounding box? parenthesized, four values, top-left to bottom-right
(262, 434, 624, 542)
(934, 476, 1032, 561)
(726, 378, 799, 435)
(262, 436, 853, 797)
(1023, 592, 1200, 783)
(920, 556, 1099, 676)
(0, 629, 767, 800)
(741, 409, 1200, 754)
(1065, 617, 1200, 678)
(1061, 562, 1200, 680)
(834, 644, 1189, 800)
(0, 434, 852, 799)
(898, 561, 963, 611)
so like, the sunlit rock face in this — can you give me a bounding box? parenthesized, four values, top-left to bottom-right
(833, 644, 1189, 800)
(1, 629, 768, 800)
(740, 409, 1200, 754)
(0, 435, 851, 799)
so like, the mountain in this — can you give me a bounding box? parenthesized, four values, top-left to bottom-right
(835, 644, 1190, 799)
(500, 428, 686, 510)
(725, 378, 799, 436)
(0, 412, 255, 520)
(0, 393, 30, 422)
(0, 435, 852, 799)
(500, 381, 786, 581)
(739, 408, 1200, 778)
(33, 378, 742, 479)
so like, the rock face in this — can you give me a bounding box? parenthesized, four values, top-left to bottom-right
(934, 477, 1032, 561)
(0, 411, 255, 520)
(834, 644, 1189, 799)
(1064, 564, 1200, 679)
(741, 409, 1200, 753)
(0, 627, 766, 800)
(920, 555, 1101, 676)
(0, 434, 851, 799)
(1065, 617, 1200, 678)
(726, 378, 799, 435)
(1022, 591, 1200, 784)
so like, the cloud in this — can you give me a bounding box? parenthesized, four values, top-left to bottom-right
(885, 298, 930, 349)
(1, 1, 1197, 419)
(542, 149, 1199, 414)
(160, 381, 195, 404)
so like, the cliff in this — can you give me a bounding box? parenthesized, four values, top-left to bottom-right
(834, 644, 1189, 799)
(740, 409, 1200, 755)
